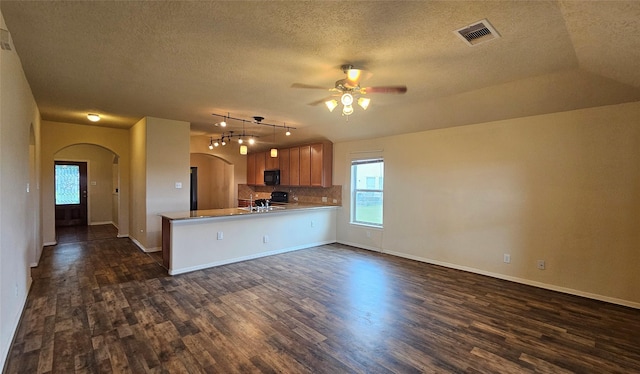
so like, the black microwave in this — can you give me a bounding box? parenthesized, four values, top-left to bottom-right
(264, 169, 280, 185)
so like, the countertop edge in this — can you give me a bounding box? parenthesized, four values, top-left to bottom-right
(160, 204, 340, 221)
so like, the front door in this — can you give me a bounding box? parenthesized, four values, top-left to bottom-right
(54, 161, 88, 226)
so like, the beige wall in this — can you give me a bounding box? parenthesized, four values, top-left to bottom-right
(55, 144, 116, 224)
(0, 10, 42, 369)
(130, 117, 190, 251)
(129, 118, 147, 248)
(190, 135, 246, 204)
(190, 153, 234, 210)
(334, 101, 640, 307)
(41, 121, 131, 243)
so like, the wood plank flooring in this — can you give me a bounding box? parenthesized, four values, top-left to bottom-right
(4, 225, 640, 373)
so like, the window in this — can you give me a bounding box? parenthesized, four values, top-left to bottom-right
(55, 164, 80, 205)
(351, 158, 383, 226)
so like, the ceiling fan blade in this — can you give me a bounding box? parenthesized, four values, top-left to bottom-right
(307, 95, 337, 106)
(362, 86, 407, 94)
(291, 83, 328, 90)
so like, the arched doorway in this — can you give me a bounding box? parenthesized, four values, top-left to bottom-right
(190, 153, 235, 209)
(53, 144, 120, 241)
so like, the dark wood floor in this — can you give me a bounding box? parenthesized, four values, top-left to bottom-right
(5, 225, 640, 373)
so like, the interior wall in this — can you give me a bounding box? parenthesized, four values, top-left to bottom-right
(190, 135, 245, 206)
(112, 157, 119, 227)
(144, 117, 190, 250)
(190, 153, 234, 210)
(55, 144, 116, 224)
(41, 121, 130, 244)
(129, 118, 147, 248)
(0, 10, 41, 370)
(334, 101, 640, 307)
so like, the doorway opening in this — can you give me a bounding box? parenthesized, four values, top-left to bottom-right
(54, 161, 88, 227)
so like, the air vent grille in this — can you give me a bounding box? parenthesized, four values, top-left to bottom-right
(454, 19, 500, 47)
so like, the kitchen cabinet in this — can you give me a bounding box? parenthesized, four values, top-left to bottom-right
(289, 147, 300, 186)
(246, 141, 332, 187)
(246, 153, 256, 185)
(255, 151, 266, 185)
(311, 142, 332, 187)
(279, 148, 290, 186)
(266, 152, 279, 170)
(299, 145, 311, 186)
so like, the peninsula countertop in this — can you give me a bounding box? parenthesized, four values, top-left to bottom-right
(160, 203, 340, 221)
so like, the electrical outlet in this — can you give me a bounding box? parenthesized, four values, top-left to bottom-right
(263, 235, 269, 243)
(217, 231, 223, 240)
(310, 220, 315, 227)
(537, 260, 545, 270)
(322, 196, 328, 203)
(503, 254, 511, 264)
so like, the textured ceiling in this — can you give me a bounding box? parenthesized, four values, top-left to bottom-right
(2, 1, 640, 150)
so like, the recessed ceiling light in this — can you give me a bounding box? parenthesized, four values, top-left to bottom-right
(87, 114, 101, 122)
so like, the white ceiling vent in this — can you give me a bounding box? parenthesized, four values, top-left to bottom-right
(454, 19, 501, 47)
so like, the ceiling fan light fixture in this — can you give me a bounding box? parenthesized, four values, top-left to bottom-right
(357, 97, 371, 110)
(341, 93, 354, 106)
(342, 104, 354, 116)
(325, 100, 338, 112)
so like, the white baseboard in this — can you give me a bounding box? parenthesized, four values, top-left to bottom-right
(336, 240, 383, 253)
(382, 249, 640, 310)
(89, 221, 114, 226)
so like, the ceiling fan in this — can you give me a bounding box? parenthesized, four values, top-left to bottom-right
(291, 64, 407, 116)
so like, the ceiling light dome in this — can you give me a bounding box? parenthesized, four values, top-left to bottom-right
(87, 114, 100, 122)
(341, 93, 354, 106)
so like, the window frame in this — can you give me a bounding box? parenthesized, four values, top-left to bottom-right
(350, 158, 384, 228)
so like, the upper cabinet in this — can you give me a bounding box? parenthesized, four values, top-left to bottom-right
(247, 153, 256, 185)
(265, 152, 279, 170)
(279, 148, 290, 186)
(310, 142, 332, 187)
(246, 141, 332, 187)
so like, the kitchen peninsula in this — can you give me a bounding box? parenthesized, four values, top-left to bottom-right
(161, 203, 338, 275)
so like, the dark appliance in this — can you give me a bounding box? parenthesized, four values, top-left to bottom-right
(270, 191, 289, 204)
(264, 169, 280, 186)
(254, 199, 268, 207)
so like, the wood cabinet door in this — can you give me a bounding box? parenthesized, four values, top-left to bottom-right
(289, 147, 300, 186)
(279, 148, 290, 185)
(311, 142, 332, 187)
(255, 152, 266, 185)
(266, 151, 279, 170)
(299, 145, 311, 186)
(310, 143, 323, 187)
(246, 153, 256, 185)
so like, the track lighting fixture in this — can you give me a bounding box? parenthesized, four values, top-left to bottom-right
(209, 113, 297, 154)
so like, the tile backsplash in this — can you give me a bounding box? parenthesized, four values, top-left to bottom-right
(238, 184, 342, 206)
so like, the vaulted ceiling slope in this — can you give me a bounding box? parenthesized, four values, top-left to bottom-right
(2, 1, 639, 147)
